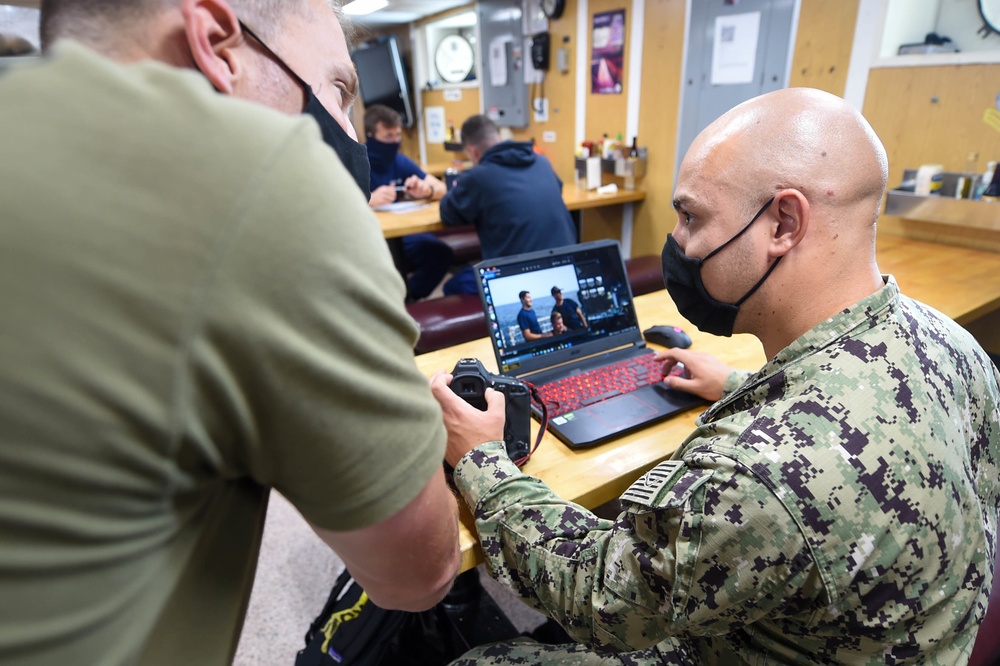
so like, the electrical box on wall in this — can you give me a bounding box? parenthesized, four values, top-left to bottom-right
(477, 0, 529, 128)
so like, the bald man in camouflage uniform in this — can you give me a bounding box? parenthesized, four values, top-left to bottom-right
(430, 88, 1000, 665)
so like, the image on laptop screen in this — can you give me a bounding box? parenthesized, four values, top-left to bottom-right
(477, 241, 642, 376)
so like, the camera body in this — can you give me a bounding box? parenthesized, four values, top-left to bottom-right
(450, 358, 531, 461)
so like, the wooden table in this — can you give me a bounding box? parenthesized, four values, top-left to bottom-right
(422, 161, 472, 178)
(375, 184, 647, 248)
(416, 234, 1000, 573)
(874, 235, 1000, 324)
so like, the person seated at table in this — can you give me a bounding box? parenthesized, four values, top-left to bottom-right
(431, 88, 1000, 665)
(550, 285, 588, 330)
(439, 115, 577, 295)
(550, 310, 568, 335)
(366, 104, 446, 206)
(365, 104, 451, 301)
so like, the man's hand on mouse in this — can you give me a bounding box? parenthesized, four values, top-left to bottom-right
(654, 349, 733, 402)
(429, 371, 507, 468)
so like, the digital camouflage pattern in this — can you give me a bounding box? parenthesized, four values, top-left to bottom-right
(451, 277, 1000, 665)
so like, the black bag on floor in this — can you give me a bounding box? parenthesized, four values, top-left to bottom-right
(295, 569, 465, 666)
(295, 569, 409, 666)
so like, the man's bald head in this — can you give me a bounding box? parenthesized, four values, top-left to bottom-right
(683, 88, 888, 227)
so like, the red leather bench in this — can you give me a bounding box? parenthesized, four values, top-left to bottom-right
(433, 227, 481, 265)
(624, 254, 664, 296)
(407, 294, 488, 355)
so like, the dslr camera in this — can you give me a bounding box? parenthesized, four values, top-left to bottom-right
(450, 358, 531, 461)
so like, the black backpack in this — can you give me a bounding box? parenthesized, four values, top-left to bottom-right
(295, 570, 467, 666)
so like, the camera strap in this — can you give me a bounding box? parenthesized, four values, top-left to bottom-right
(512, 383, 549, 467)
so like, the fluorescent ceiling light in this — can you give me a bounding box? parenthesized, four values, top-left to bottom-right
(343, 0, 389, 15)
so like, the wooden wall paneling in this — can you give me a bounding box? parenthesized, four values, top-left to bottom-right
(630, 0, 686, 258)
(580, 206, 627, 243)
(421, 87, 482, 165)
(789, 0, 859, 95)
(864, 64, 1000, 250)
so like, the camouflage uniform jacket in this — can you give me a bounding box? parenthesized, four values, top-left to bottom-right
(453, 276, 1000, 664)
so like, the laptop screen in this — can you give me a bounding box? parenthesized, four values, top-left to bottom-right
(476, 240, 645, 376)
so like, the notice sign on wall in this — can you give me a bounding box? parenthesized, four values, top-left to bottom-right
(591, 9, 625, 95)
(711, 11, 760, 85)
(425, 106, 446, 144)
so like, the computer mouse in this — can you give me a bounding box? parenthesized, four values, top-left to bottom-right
(643, 325, 692, 349)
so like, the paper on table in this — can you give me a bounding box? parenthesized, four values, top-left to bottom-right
(373, 201, 431, 214)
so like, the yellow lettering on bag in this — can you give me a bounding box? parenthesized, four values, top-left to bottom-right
(320, 591, 369, 653)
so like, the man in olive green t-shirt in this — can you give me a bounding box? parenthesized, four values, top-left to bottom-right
(0, 1, 459, 664)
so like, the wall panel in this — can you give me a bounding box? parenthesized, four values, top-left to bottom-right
(864, 63, 1000, 251)
(630, 0, 686, 258)
(789, 0, 859, 95)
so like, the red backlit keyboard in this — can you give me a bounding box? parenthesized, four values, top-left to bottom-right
(537, 354, 664, 417)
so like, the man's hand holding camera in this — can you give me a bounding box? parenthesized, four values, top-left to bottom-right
(430, 371, 507, 468)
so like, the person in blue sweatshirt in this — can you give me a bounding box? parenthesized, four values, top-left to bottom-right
(365, 104, 452, 302)
(440, 114, 577, 295)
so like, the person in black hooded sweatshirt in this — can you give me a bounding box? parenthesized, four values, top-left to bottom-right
(439, 114, 577, 295)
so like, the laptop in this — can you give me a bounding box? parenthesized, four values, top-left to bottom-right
(475, 239, 705, 449)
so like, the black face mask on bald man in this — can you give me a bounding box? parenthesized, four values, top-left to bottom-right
(661, 196, 779, 337)
(239, 22, 371, 200)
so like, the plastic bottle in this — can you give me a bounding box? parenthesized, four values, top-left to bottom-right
(981, 164, 1000, 202)
(915, 164, 943, 196)
(973, 161, 996, 200)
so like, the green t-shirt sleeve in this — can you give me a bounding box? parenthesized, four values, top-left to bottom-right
(182, 121, 446, 531)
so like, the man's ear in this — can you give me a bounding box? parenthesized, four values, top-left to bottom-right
(770, 189, 809, 257)
(181, 0, 243, 95)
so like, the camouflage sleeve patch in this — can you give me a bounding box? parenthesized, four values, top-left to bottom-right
(619, 459, 712, 510)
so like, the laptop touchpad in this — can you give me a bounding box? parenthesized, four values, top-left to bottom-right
(587, 394, 658, 428)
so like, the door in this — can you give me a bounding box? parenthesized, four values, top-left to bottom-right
(676, 0, 798, 171)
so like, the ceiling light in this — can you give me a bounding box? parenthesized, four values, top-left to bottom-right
(343, 0, 389, 15)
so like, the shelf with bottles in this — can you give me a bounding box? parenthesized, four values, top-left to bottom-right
(573, 154, 648, 177)
(884, 169, 1000, 231)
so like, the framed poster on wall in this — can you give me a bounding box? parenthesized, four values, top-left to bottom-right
(591, 9, 625, 94)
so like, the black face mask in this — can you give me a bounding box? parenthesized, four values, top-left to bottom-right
(661, 197, 780, 337)
(240, 22, 370, 200)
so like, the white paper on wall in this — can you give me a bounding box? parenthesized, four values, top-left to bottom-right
(425, 106, 446, 143)
(711, 11, 760, 85)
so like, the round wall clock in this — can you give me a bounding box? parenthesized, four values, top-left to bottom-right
(435, 34, 475, 83)
(979, 0, 1000, 37)
(541, 0, 566, 20)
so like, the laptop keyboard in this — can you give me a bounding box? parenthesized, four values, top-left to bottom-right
(537, 354, 664, 417)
